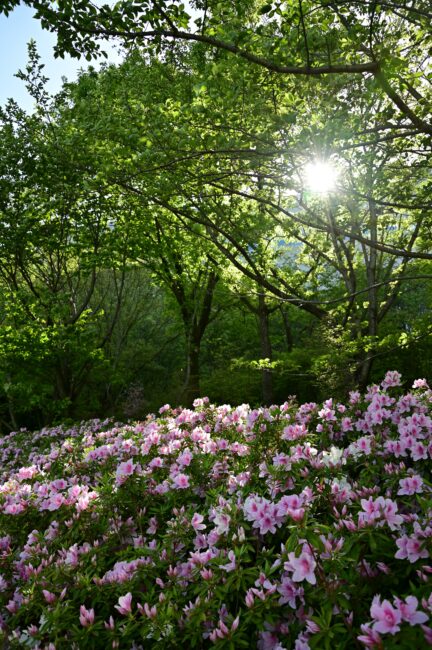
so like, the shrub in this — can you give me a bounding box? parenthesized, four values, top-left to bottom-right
(0, 371, 430, 649)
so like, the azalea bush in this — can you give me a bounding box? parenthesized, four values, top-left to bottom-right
(0, 370, 431, 649)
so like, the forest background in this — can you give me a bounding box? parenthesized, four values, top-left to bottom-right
(0, 0, 431, 432)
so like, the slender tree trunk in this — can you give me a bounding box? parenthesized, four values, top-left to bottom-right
(181, 270, 219, 406)
(7, 400, 18, 432)
(183, 333, 201, 407)
(258, 293, 274, 405)
(357, 198, 379, 390)
(54, 362, 68, 403)
(279, 305, 293, 352)
(3, 373, 19, 431)
(53, 358, 77, 418)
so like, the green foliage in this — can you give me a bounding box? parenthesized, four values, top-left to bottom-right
(0, 4, 431, 429)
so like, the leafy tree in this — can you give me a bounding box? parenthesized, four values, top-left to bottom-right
(53, 56, 227, 406)
(52, 42, 430, 390)
(1, 4, 430, 426)
(2, 0, 430, 137)
(0, 49, 133, 427)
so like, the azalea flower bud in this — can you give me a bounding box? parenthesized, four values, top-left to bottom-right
(306, 619, 321, 633)
(79, 605, 95, 627)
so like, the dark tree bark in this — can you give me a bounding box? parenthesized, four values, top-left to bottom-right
(181, 270, 219, 406)
(241, 289, 276, 405)
(183, 333, 201, 407)
(279, 305, 294, 352)
(356, 198, 378, 389)
(258, 292, 274, 405)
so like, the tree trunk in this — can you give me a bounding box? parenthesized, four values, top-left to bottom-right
(183, 334, 201, 407)
(53, 358, 77, 418)
(181, 270, 219, 407)
(357, 198, 379, 390)
(279, 305, 293, 352)
(258, 293, 274, 405)
(7, 400, 18, 432)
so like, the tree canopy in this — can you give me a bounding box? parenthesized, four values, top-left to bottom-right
(0, 1, 430, 430)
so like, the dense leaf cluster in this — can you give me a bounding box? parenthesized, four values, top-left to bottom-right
(0, 2, 431, 430)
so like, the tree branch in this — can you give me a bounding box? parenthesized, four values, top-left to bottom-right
(79, 25, 379, 76)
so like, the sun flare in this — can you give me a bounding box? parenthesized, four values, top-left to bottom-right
(304, 160, 339, 194)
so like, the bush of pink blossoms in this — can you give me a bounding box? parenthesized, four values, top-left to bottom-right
(0, 370, 431, 649)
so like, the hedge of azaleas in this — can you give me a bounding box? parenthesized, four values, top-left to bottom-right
(0, 371, 431, 649)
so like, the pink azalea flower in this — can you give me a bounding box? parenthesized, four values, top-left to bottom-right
(359, 497, 402, 530)
(358, 497, 380, 527)
(104, 615, 115, 630)
(257, 630, 280, 649)
(381, 499, 403, 530)
(4, 502, 26, 515)
(146, 517, 158, 534)
(255, 509, 279, 535)
(213, 511, 231, 534)
(46, 493, 65, 511)
(51, 479, 67, 491)
(357, 623, 383, 647)
(289, 508, 306, 522)
(286, 550, 317, 585)
(27, 625, 38, 637)
(5, 599, 19, 614)
(412, 378, 429, 389)
(154, 480, 170, 494)
(79, 605, 95, 627)
(243, 495, 264, 519)
(114, 592, 133, 615)
(282, 424, 308, 440)
(405, 536, 429, 563)
(76, 494, 90, 512)
(148, 456, 163, 469)
(137, 602, 157, 619)
(306, 619, 320, 634)
(370, 596, 401, 634)
(177, 449, 193, 467)
(294, 635, 311, 650)
(357, 436, 372, 455)
(277, 576, 303, 608)
(398, 475, 424, 495)
(42, 590, 56, 604)
(420, 623, 432, 647)
(382, 370, 402, 389)
(191, 513, 206, 531)
(219, 550, 236, 572)
(278, 494, 304, 513)
(17, 466, 38, 481)
(245, 589, 255, 608)
(411, 442, 428, 461)
(395, 596, 429, 625)
(173, 473, 190, 489)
